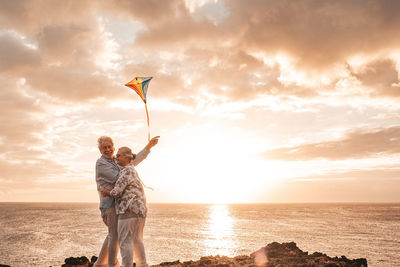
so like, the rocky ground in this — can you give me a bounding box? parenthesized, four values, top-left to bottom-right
(2, 242, 368, 267)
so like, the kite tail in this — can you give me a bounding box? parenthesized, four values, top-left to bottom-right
(138, 177, 154, 191)
(145, 103, 150, 142)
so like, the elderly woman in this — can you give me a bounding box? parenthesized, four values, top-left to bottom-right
(101, 146, 149, 267)
(94, 136, 158, 267)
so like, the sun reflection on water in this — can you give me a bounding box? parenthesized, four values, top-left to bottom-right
(203, 204, 237, 256)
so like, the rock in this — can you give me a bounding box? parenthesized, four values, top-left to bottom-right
(90, 256, 98, 264)
(250, 242, 368, 267)
(160, 260, 181, 266)
(154, 255, 256, 267)
(61, 255, 95, 267)
(59, 242, 367, 267)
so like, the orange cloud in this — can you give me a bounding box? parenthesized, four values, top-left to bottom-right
(352, 59, 400, 98)
(262, 126, 400, 160)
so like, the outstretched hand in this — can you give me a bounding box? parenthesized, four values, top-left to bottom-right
(146, 136, 160, 150)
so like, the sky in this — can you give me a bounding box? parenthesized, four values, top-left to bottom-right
(1, 0, 400, 203)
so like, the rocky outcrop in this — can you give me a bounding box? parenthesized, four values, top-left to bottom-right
(60, 256, 97, 267)
(59, 242, 367, 267)
(250, 242, 367, 267)
(153, 255, 254, 267)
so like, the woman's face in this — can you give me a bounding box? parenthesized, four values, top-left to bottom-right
(100, 141, 114, 159)
(116, 149, 131, 166)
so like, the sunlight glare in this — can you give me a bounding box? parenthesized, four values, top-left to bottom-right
(203, 204, 237, 256)
(157, 125, 290, 203)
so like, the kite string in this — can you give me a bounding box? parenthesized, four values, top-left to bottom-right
(145, 103, 150, 142)
(138, 176, 154, 191)
(143, 100, 152, 190)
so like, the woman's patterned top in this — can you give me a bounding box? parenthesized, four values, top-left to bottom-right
(110, 163, 147, 217)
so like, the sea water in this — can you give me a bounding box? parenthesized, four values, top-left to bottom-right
(0, 203, 399, 267)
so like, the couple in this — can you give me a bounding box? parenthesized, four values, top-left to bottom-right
(93, 135, 159, 267)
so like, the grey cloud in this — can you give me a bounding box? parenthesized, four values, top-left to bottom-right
(3, 0, 399, 105)
(122, 0, 400, 69)
(262, 126, 400, 160)
(182, 48, 318, 100)
(0, 33, 40, 72)
(230, 0, 400, 68)
(0, 0, 93, 35)
(353, 59, 400, 97)
(121, 0, 400, 101)
(101, 0, 184, 26)
(0, 3, 122, 102)
(37, 25, 92, 61)
(25, 67, 118, 101)
(133, 16, 222, 49)
(0, 1, 109, 72)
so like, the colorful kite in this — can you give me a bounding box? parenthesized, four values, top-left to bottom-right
(125, 77, 153, 142)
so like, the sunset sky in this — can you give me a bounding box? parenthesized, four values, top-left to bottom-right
(1, 0, 400, 203)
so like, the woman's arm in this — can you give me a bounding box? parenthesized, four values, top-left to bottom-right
(132, 136, 160, 166)
(108, 168, 130, 198)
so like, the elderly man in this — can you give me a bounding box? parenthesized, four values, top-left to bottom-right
(93, 136, 159, 267)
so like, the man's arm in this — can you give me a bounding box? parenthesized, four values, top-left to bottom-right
(96, 158, 119, 190)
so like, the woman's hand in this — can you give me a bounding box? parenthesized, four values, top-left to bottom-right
(100, 189, 111, 196)
(145, 136, 160, 150)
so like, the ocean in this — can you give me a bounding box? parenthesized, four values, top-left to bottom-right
(0, 203, 399, 267)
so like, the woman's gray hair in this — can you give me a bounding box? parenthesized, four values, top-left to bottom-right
(119, 146, 136, 160)
(97, 136, 114, 150)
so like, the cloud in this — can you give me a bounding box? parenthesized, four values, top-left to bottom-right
(0, 1, 127, 102)
(0, 159, 66, 184)
(101, 0, 184, 27)
(231, 0, 400, 68)
(265, 170, 400, 202)
(121, 0, 400, 69)
(2, 0, 400, 106)
(0, 78, 45, 144)
(296, 165, 400, 181)
(25, 67, 119, 101)
(1, 0, 400, 203)
(0, 0, 94, 35)
(107, 0, 400, 105)
(352, 59, 400, 97)
(0, 32, 40, 72)
(37, 25, 92, 61)
(262, 126, 400, 160)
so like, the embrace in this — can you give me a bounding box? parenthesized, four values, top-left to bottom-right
(93, 135, 159, 267)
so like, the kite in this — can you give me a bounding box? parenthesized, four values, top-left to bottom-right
(125, 77, 153, 142)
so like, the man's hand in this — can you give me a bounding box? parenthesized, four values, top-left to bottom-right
(146, 136, 160, 150)
(100, 189, 111, 196)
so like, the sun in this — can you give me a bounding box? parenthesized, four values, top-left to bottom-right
(154, 125, 288, 204)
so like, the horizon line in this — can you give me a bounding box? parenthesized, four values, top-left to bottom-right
(0, 201, 399, 205)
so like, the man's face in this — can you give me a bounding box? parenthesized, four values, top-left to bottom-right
(100, 141, 114, 159)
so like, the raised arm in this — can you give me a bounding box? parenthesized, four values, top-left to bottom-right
(132, 136, 160, 166)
